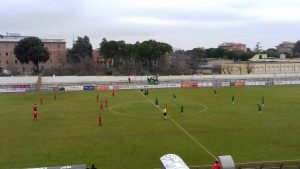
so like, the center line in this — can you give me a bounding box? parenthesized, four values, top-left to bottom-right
(137, 90, 217, 160)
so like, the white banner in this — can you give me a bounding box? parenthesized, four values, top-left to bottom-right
(0, 88, 26, 93)
(274, 81, 286, 85)
(168, 84, 181, 88)
(255, 81, 266, 86)
(157, 84, 168, 88)
(64, 86, 84, 91)
(222, 82, 231, 87)
(245, 81, 255, 86)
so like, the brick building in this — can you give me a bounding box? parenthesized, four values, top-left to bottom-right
(218, 42, 247, 52)
(0, 33, 67, 74)
(92, 49, 111, 68)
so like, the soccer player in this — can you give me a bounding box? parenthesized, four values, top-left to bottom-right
(257, 104, 262, 114)
(172, 94, 177, 101)
(163, 107, 167, 120)
(54, 93, 57, 101)
(112, 90, 115, 97)
(261, 96, 264, 107)
(105, 98, 108, 107)
(180, 105, 184, 116)
(99, 102, 104, 111)
(33, 111, 38, 121)
(33, 103, 37, 112)
(232, 95, 235, 104)
(39, 96, 43, 105)
(212, 161, 221, 169)
(214, 90, 217, 96)
(155, 97, 159, 106)
(98, 114, 102, 126)
(96, 93, 99, 102)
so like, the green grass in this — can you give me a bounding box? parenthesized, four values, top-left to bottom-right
(0, 86, 300, 169)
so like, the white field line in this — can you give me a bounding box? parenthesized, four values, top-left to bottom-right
(137, 91, 217, 160)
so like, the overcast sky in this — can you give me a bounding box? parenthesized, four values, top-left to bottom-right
(1, 0, 300, 50)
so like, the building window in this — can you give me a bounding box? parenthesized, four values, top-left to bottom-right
(23, 67, 25, 72)
(6, 60, 8, 64)
(58, 44, 60, 48)
(6, 52, 8, 56)
(15, 60, 17, 64)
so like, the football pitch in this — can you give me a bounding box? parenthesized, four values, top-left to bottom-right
(0, 86, 300, 169)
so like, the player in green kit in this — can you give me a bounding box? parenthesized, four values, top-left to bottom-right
(257, 104, 262, 113)
(180, 105, 184, 116)
(232, 95, 235, 104)
(261, 96, 264, 107)
(155, 97, 159, 107)
(214, 90, 217, 96)
(172, 94, 177, 101)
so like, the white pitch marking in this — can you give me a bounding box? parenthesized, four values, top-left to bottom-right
(137, 91, 217, 160)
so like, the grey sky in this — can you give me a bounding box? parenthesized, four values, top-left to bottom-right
(1, 0, 300, 50)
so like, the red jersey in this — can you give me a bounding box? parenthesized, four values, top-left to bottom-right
(100, 103, 103, 110)
(105, 99, 108, 107)
(212, 163, 221, 169)
(33, 105, 37, 111)
(39, 96, 43, 104)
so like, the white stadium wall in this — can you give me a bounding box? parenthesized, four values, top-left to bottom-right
(1, 73, 300, 92)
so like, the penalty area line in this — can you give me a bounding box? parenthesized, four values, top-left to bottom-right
(136, 91, 217, 160)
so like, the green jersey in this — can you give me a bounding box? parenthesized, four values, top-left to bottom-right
(155, 98, 159, 105)
(180, 105, 184, 113)
(232, 96, 235, 101)
(258, 104, 262, 111)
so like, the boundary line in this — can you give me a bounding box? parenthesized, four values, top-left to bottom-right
(137, 91, 217, 160)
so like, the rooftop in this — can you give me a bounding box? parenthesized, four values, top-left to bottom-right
(0, 33, 66, 43)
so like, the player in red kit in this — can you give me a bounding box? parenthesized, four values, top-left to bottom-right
(105, 98, 108, 107)
(34, 110, 38, 121)
(33, 103, 37, 112)
(212, 161, 220, 169)
(99, 102, 104, 111)
(96, 93, 99, 102)
(98, 114, 102, 126)
(112, 90, 115, 97)
(39, 96, 43, 105)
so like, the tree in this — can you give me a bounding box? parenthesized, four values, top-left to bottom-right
(266, 48, 280, 58)
(14, 37, 50, 74)
(68, 36, 93, 63)
(254, 42, 263, 53)
(186, 48, 205, 74)
(292, 41, 300, 58)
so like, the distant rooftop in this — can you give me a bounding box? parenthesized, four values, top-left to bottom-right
(0, 32, 66, 43)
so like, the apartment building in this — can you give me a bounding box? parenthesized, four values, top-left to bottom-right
(276, 41, 295, 55)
